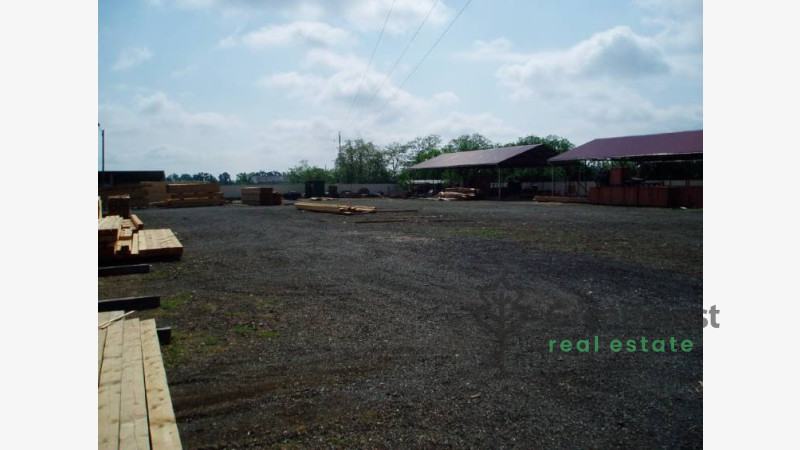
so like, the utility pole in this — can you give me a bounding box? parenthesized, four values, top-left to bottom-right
(99, 123, 105, 186)
(338, 131, 342, 154)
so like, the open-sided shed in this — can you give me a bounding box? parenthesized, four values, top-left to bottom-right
(549, 130, 702, 164)
(410, 144, 557, 170)
(548, 130, 703, 207)
(409, 144, 558, 198)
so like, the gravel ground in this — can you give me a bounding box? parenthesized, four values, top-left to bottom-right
(99, 199, 702, 449)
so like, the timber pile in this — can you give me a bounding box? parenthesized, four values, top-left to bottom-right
(99, 182, 168, 209)
(295, 202, 376, 215)
(98, 311, 182, 449)
(153, 183, 224, 208)
(98, 213, 182, 261)
(432, 187, 481, 201)
(242, 187, 283, 206)
(107, 195, 131, 218)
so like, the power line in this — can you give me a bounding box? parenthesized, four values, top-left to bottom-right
(357, 0, 473, 134)
(342, 0, 441, 133)
(340, 0, 396, 130)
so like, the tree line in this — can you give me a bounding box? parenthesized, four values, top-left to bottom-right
(166, 132, 579, 185)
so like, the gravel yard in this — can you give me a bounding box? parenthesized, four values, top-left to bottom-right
(99, 199, 702, 448)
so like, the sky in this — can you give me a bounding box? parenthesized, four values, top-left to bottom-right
(98, 0, 703, 176)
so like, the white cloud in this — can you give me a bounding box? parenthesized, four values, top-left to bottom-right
(474, 26, 670, 97)
(98, 92, 249, 173)
(343, 0, 450, 35)
(167, 0, 450, 34)
(112, 46, 153, 71)
(256, 47, 520, 151)
(170, 65, 197, 78)
(457, 38, 527, 63)
(456, 26, 701, 143)
(228, 21, 351, 49)
(432, 91, 459, 105)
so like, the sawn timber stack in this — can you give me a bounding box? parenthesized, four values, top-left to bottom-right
(98, 213, 183, 263)
(295, 202, 376, 215)
(152, 183, 225, 208)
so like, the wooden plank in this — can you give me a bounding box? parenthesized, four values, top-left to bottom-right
(99, 295, 161, 312)
(131, 214, 144, 230)
(120, 319, 150, 449)
(98, 311, 123, 326)
(141, 319, 182, 449)
(295, 202, 376, 215)
(98, 312, 124, 381)
(137, 230, 183, 257)
(99, 264, 151, 277)
(98, 328, 107, 383)
(98, 320, 125, 450)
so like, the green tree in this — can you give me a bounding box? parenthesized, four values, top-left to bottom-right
(286, 160, 331, 183)
(218, 172, 232, 185)
(235, 172, 250, 184)
(333, 139, 391, 183)
(443, 133, 494, 152)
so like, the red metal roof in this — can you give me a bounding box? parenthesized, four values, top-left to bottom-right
(409, 144, 556, 170)
(549, 130, 703, 163)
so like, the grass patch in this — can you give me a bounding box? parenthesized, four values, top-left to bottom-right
(233, 325, 279, 339)
(232, 324, 256, 334)
(161, 292, 193, 311)
(257, 330, 280, 339)
(162, 331, 189, 368)
(200, 336, 219, 346)
(454, 227, 509, 240)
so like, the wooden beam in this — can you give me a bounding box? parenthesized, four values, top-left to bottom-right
(99, 295, 160, 312)
(141, 319, 182, 449)
(98, 320, 124, 449)
(156, 327, 172, 345)
(98, 264, 151, 277)
(119, 319, 150, 449)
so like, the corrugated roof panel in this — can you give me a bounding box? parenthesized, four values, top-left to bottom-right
(409, 144, 554, 170)
(549, 130, 702, 163)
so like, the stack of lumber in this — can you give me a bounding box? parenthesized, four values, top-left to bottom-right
(107, 195, 131, 218)
(295, 202, 376, 215)
(100, 182, 168, 209)
(432, 187, 481, 201)
(153, 183, 224, 208)
(98, 311, 182, 449)
(99, 216, 124, 257)
(241, 187, 283, 206)
(98, 214, 182, 261)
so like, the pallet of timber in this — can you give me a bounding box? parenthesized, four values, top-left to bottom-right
(153, 197, 225, 208)
(166, 182, 221, 195)
(295, 202, 376, 215)
(98, 312, 182, 449)
(99, 216, 123, 242)
(242, 187, 282, 206)
(107, 195, 131, 218)
(167, 191, 224, 200)
(136, 229, 183, 257)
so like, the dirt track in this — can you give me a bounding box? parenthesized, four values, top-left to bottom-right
(99, 199, 702, 448)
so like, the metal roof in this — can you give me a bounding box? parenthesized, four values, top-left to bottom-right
(409, 144, 557, 170)
(549, 130, 703, 164)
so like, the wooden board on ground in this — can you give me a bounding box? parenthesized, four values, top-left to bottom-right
(141, 319, 182, 449)
(295, 202, 376, 215)
(137, 229, 184, 257)
(98, 312, 182, 449)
